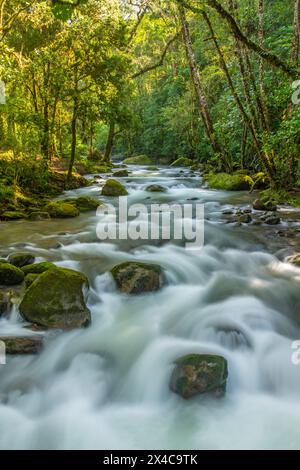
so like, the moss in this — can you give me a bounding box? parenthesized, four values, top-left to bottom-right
(27, 211, 51, 221)
(22, 261, 56, 275)
(7, 252, 35, 268)
(113, 169, 129, 177)
(0, 211, 25, 220)
(0, 263, 24, 285)
(0, 336, 43, 354)
(260, 189, 300, 208)
(123, 155, 152, 165)
(146, 184, 167, 193)
(45, 201, 80, 218)
(101, 179, 128, 196)
(19, 267, 91, 329)
(25, 273, 40, 288)
(111, 261, 162, 294)
(60, 196, 102, 212)
(206, 172, 251, 191)
(170, 157, 193, 167)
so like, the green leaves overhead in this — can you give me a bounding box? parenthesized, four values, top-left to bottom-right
(51, 0, 86, 20)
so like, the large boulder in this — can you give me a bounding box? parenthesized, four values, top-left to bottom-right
(123, 155, 152, 165)
(111, 261, 162, 294)
(8, 252, 35, 268)
(170, 157, 193, 167)
(19, 267, 91, 329)
(206, 173, 251, 191)
(0, 211, 25, 221)
(101, 179, 128, 197)
(22, 261, 56, 275)
(45, 201, 80, 218)
(170, 354, 228, 399)
(0, 336, 43, 354)
(0, 262, 24, 286)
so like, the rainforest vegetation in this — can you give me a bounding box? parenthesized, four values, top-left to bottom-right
(0, 0, 300, 217)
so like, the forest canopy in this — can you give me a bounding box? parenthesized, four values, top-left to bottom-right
(0, 0, 300, 192)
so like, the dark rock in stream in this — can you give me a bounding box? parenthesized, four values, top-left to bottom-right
(0, 336, 43, 354)
(0, 262, 24, 286)
(110, 261, 163, 294)
(7, 252, 35, 268)
(170, 354, 228, 399)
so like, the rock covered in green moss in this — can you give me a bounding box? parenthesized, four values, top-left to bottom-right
(123, 155, 152, 165)
(253, 199, 277, 211)
(45, 201, 80, 218)
(0, 262, 24, 286)
(146, 184, 167, 193)
(170, 354, 228, 399)
(61, 196, 102, 212)
(28, 211, 51, 221)
(22, 262, 56, 275)
(170, 157, 193, 167)
(206, 173, 251, 191)
(111, 261, 162, 294)
(24, 273, 40, 288)
(101, 179, 128, 197)
(8, 252, 35, 268)
(19, 267, 91, 329)
(0, 336, 43, 354)
(113, 169, 129, 177)
(0, 211, 25, 220)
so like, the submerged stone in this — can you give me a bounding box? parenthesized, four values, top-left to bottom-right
(8, 252, 35, 268)
(146, 184, 167, 193)
(110, 261, 162, 294)
(19, 267, 91, 329)
(28, 211, 51, 221)
(170, 354, 228, 399)
(0, 336, 43, 354)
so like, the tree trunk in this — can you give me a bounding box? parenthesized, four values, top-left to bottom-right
(256, 0, 270, 132)
(178, 4, 230, 170)
(67, 95, 78, 181)
(292, 0, 300, 66)
(103, 121, 115, 163)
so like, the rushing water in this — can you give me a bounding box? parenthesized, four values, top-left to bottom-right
(1, 165, 300, 450)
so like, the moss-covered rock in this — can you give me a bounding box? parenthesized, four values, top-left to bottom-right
(123, 155, 152, 165)
(8, 252, 35, 268)
(253, 199, 277, 211)
(170, 157, 193, 167)
(0, 211, 25, 220)
(101, 179, 128, 196)
(21, 261, 56, 275)
(206, 173, 251, 191)
(0, 336, 43, 354)
(0, 263, 24, 286)
(61, 196, 102, 212)
(28, 211, 51, 221)
(19, 267, 90, 329)
(25, 273, 40, 288)
(170, 354, 228, 399)
(113, 169, 129, 177)
(146, 184, 167, 193)
(111, 261, 162, 294)
(45, 201, 80, 218)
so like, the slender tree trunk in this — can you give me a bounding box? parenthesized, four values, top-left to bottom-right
(240, 124, 247, 169)
(67, 95, 78, 181)
(292, 0, 300, 66)
(178, 4, 230, 170)
(256, 0, 270, 131)
(103, 121, 115, 163)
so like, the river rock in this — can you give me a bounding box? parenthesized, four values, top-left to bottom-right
(0, 211, 25, 220)
(45, 201, 80, 218)
(146, 184, 167, 193)
(19, 267, 91, 329)
(265, 214, 281, 225)
(61, 196, 102, 212)
(101, 179, 128, 196)
(22, 261, 56, 275)
(114, 169, 129, 177)
(253, 199, 277, 211)
(170, 354, 228, 399)
(8, 252, 35, 268)
(237, 213, 252, 224)
(123, 155, 151, 165)
(0, 336, 43, 354)
(0, 262, 24, 286)
(111, 261, 162, 294)
(170, 157, 193, 167)
(28, 211, 51, 221)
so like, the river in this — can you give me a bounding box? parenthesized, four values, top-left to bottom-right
(0, 165, 300, 450)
